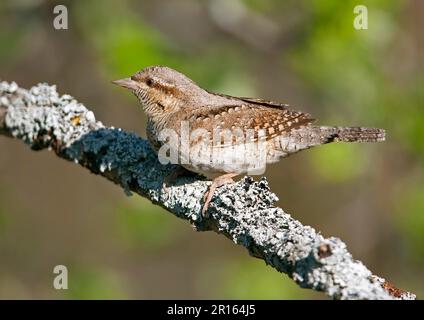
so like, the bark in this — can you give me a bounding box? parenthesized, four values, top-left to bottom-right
(0, 81, 415, 300)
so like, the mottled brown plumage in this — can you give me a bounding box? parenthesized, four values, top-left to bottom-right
(113, 66, 385, 216)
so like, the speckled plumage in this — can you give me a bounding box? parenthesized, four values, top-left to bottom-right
(113, 66, 385, 214)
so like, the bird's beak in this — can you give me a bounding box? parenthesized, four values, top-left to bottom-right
(112, 78, 138, 90)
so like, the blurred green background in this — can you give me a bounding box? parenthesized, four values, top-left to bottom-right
(0, 0, 422, 299)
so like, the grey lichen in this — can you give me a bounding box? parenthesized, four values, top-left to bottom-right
(0, 81, 415, 300)
(1, 81, 102, 150)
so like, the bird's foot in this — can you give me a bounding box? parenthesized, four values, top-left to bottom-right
(202, 173, 238, 217)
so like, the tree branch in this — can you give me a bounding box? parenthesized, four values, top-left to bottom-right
(0, 81, 415, 300)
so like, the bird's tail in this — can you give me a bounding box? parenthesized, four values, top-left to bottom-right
(274, 125, 385, 157)
(276, 126, 386, 156)
(315, 126, 386, 143)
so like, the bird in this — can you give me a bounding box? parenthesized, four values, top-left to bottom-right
(113, 66, 385, 216)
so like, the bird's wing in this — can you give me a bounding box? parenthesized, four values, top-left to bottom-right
(210, 92, 299, 110)
(233, 96, 292, 109)
(181, 99, 315, 148)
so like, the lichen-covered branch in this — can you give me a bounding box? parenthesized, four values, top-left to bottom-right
(0, 81, 415, 300)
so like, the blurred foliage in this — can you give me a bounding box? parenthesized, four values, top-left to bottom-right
(0, 191, 11, 233)
(309, 144, 366, 182)
(242, 0, 288, 13)
(289, 0, 396, 117)
(289, 0, 423, 160)
(388, 78, 424, 157)
(115, 197, 180, 251)
(0, 275, 30, 299)
(73, 0, 252, 91)
(396, 179, 424, 260)
(64, 267, 128, 299)
(215, 258, 311, 299)
(0, 0, 422, 299)
(0, 196, 5, 231)
(74, 1, 174, 76)
(0, 2, 22, 62)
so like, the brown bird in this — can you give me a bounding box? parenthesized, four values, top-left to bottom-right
(113, 66, 385, 216)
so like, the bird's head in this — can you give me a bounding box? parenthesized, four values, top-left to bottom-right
(113, 66, 205, 119)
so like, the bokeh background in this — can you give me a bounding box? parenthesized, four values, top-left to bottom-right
(0, 0, 422, 299)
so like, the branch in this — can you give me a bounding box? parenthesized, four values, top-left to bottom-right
(0, 81, 415, 300)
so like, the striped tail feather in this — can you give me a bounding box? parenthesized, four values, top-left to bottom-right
(273, 125, 386, 157)
(317, 126, 386, 143)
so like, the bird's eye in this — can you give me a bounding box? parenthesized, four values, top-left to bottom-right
(145, 78, 154, 87)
